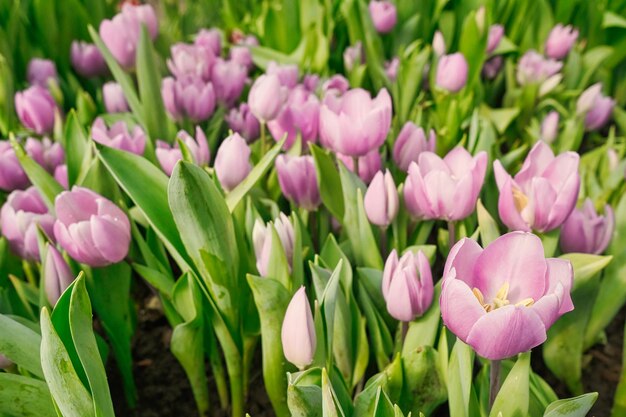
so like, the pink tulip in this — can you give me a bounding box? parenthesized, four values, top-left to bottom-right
(319, 88, 392, 157)
(194, 29, 222, 56)
(487, 25, 504, 54)
(248, 74, 287, 123)
(545, 24, 578, 60)
(337, 150, 382, 184)
(303, 74, 319, 92)
(161, 75, 216, 122)
(576, 83, 615, 131)
(211, 58, 248, 105)
(516, 50, 562, 85)
(364, 170, 398, 227)
(404, 147, 487, 221)
(229, 46, 254, 71)
(71, 41, 107, 78)
(322, 75, 350, 97)
(53, 187, 130, 267)
(24, 137, 64, 174)
(0, 141, 30, 191)
(436, 53, 469, 93)
(27, 59, 58, 88)
(540, 111, 559, 143)
(368, 0, 397, 34)
(268, 86, 320, 149)
(214, 133, 252, 191)
(44, 245, 75, 305)
(385, 57, 399, 82)
(433, 31, 446, 56)
(343, 42, 364, 71)
(275, 155, 321, 211)
(441, 232, 574, 360)
(560, 199, 614, 255)
(91, 117, 146, 155)
(167, 43, 214, 81)
(494, 141, 580, 233)
(281, 286, 316, 369)
(226, 103, 260, 143)
(0, 187, 55, 260)
(382, 249, 433, 321)
(15, 85, 57, 135)
(253, 213, 295, 277)
(103, 82, 129, 113)
(156, 127, 210, 176)
(393, 122, 436, 171)
(267, 62, 299, 88)
(54, 165, 68, 189)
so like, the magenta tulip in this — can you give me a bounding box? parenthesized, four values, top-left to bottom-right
(226, 103, 260, 143)
(393, 122, 436, 171)
(15, 85, 57, 135)
(211, 58, 247, 105)
(162, 76, 216, 122)
(0, 141, 29, 191)
(214, 133, 252, 191)
(364, 170, 398, 227)
(253, 213, 295, 277)
(268, 86, 320, 149)
(156, 127, 210, 176)
(267, 62, 299, 88)
(576, 83, 615, 131)
(382, 249, 433, 321)
(436, 53, 469, 93)
(516, 50, 562, 85)
(91, 118, 146, 155)
(167, 43, 214, 82)
(368, 0, 397, 34)
(337, 150, 382, 184)
(281, 286, 316, 369)
(545, 24, 578, 60)
(103, 82, 129, 113)
(441, 232, 574, 360)
(44, 245, 75, 305)
(560, 199, 614, 255)
(487, 25, 504, 54)
(248, 74, 287, 123)
(404, 147, 487, 221)
(53, 187, 131, 267)
(27, 59, 58, 88)
(194, 29, 222, 56)
(482, 56, 503, 80)
(71, 41, 107, 78)
(275, 155, 321, 211)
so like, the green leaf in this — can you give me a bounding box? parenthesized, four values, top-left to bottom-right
(559, 253, 612, 283)
(354, 355, 403, 416)
(476, 199, 500, 246)
(287, 368, 323, 417)
(40, 308, 95, 417)
(402, 283, 442, 354)
(483, 107, 520, 134)
(132, 263, 175, 297)
(400, 346, 447, 416)
(490, 352, 530, 417)
(544, 393, 598, 417)
(0, 313, 43, 378)
(0, 373, 55, 417)
(64, 111, 91, 188)
(310, 144, 344, 220)
(448, 339, 474, 417)
(321, 368, 346, 417)
(603, 11, 626, 29)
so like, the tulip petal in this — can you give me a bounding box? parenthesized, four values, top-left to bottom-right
(514, 141, 555, 187)
(544, 258, 574, 315)
(91, 215, 131, 264)
(440, 276, 486, 341)
(444, 238, 483, 286)
(497, 175, 531, 232)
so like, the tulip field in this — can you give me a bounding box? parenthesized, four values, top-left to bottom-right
(2, 0, 626, 416)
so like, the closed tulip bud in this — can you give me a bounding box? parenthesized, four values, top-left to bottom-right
(229, 46, 253, 71)
(211, 58, 247, 105)
(607, 148, 619, 172)
(161, 76, 216, 122)
(214, 133, 252, 191)
(27, 59, 58, 88)
(167, 43, 214, 81)
(385, 57, 399, 82)
(322, 75, 350, 97)
(364, 170, 398, 227)
(576, 83, 615, 131)
(545, 24, 578, 60)
(24, 137, 65, 174)
(487, 25, 504, 54)
(382, 249, 433, 321)
(103, 82, 129, 113)
(516, 50, 562, 85)
(71, 41, 107, 78)
(320, 88, 392, 157)
(433, 31, 446, 56)
(156, 127, 210, 176)
(0, 142, 29, 191)
(436, 53, 469, 93)
(303, 74, 319, 92)
(91, 117, 146, 155)
(0, 187, 55, 260)
(226, 103, 260, 143)
(560, 199, 614, 255)
(441, 232, 574, 360)
(494, 141, 580, 233)
(15, 85, 57, 134)
(53, 187, 130, 267)
(54, 165, 68, 189)
(253, 213, 295, 277)
(482, 56, 503, 80)
(281, 286, 316, 369)
(337, 150, 382, 184)
(44, 245, 75, 306)
(343, 42, 364, 71)
(248, 74, 287, 123)
(267, 62, 299, 88)
(194, 29, 222, 56)
(393, 122, 436, 171)
(275, 155, 321, 211)
(404, 147, 487, 221)
(268, 86, 320, 149)
(368, 0, 397, 34)
(540, 111, 559, 143)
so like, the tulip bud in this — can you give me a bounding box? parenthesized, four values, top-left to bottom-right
(253, 213, 295, 277)
(540, 111, 559, 143)
(54, 165, 68, 189)
(275, 155, 321, 211)
(53, 187, 131, 267)
(167, 43, 214, 81)
(436, 53, 469, 93)
(91, 117, 146, 155)
(281, 286, 316, 369)
(385, 57, 399, 82)
(343, 42, 364, 72)
(44, 245, 75, 306)
(482, 56, 503, 80)
(211, 58, 248, 105)
(487, 25, 504, 54)
(103, 82, 129, 113)
(15, 85, 57, 134)
(433, 31, 446, 56)
(71, 41, 107, 78)
(24, 137, 65, 174)
(27, 58, 58, 88)
(337, 150, 382, 184)
(0, 187, 55, 260)
(156, 127, 210, 176)
(516, 50, 562, 85)
(268, 86, 320, 149)
(393, 122, 436, 171)
(382, 249, 434, 322)
(576, 83, 615, 131)
(303, 74, 320, 92)
(0, 141, 29, 191)
(368, 0, 397, 34)
(214, 133, 252, 191)
(161, 76, 216, 122)
(607, 148, 620, 172)
(194, 29, 222, 56)
(226, 103, 260, 143)
(267, 62, 299, 88)
(364, 170, 398, 227)
(560, 199, 614, 255)
(322, 75, 350, 97)
(545, 24, 578, 60)
(229, 46, 254, 71)
(248, 74, 287, 123)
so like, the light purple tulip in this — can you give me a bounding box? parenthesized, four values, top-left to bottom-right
(275, 155, 321, 211)
(162, 75, 216, 122)
(253, 213, 295, 277)
(194, 29, 222, 56)
(0, 187, 55, 261)
(281, 286, 316, 369)
(516, 50, 562, 85)
(576, 83, 615, 131)
(494, 141, 580, 233)
(226, 103, 260, 143)
(393, 122, 436, 171)
(343, 42, 364, 71)
(560, 199, 614, 255)
(404, 147, 487, 221)
(433, 31, 446, 56)
(303, 74, 320, 92)
(382, 249, 433, 321)
(540, 111, 559, 143)
(229, 46, 254, 71)
(211, 58, 247, 105)
(482, 56, 503, 80)
(441, 232, 574, 360)
(268, 86, 320, 149)
(0, 141, 29, 191)
(607, 148, 620, 172)
(71, 41, 107, 78)
(15, 85, 57, 134)
(368, 0, 397, 34)
(322, 75, 350, 97)
(319, 88, 392, 157)
(103, 82, 129, 113)
(337, 150, 382, 184)
(91, 117, 146, 155)
(99, 3, 158, 68)
(156, 127, 210, 176)
(545, 24, 578, 60)
(214, 133, 252, 191)
(248, 74, 287, 123)
(385, 57, 399, 82)
(167, 43, 214, 81)
(53, 187, 131, 267)
(54, 165, 68, 189)
(487, 25, 504, 54)
(436, 53, 469, 93)
(24, 137, 65, 174)
(44, 245, 75, 305)
(267, 62, 299, 88)
(364, 170, 398, 227)
(27, 58, 58, 88)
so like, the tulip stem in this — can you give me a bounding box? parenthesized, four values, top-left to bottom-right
(353, 156, 359, 177)
(379, 226, 388, 258)
(489, 359, 501, 409)
(260, 122, 267, 155)
(448, 221, 456, 249)
(401, 321, 409, 344)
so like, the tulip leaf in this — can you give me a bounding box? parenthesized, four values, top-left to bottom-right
(357, 281, 393, 370)
(354, 354, 403, 416)
(400, 345, 447, 415)
(0, 313, 43, 378)
(402, 282, 442, 355)
(40, 307, 95, 417)
(287, 368, 324, 417)
(543, 393, 598, 417)
(448, 339, 475, 417)
(226, 138, 285, 212)
(321, 368, 347, 417)
(476, 199, 500, 246)
(490, 352, 530, 417)
(132, 263, 175, 298)
(64, 110, 91, 188)
(0, 373, 56, 417)
(310, 144, 344, 220)
(372, 387, 395, 417)
(266, 224, 292, 290)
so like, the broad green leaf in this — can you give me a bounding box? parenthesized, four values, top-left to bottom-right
(490, 352, 530, 417)
(0, 313, 43, 378)
(559, 253, 613, 283)
(544, 393, 598, 417)
(603, 11, 626, 29)
(476, 199, 500, 246)
(310, 144, 344, 220)
(354, 354, 403, 416)
(132, 263, 175, 297)
(400, 345, 447, 416)
(287, 368, 323, 417)
(0, 373, 55, 417)
(64, 111, 91, 187)
(321, 368, 345, 417)
(448, 339, 474, 417)
(402, 283, 442, 355)
(372, 387, 395, 417)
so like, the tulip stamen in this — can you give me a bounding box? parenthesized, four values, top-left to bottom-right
(516, 298, 535, 307)
(512, 187, 529, 212)
(474, 283, 532, 312)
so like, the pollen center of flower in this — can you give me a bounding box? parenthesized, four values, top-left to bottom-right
(512, 187, 529, 212)
(472, 283, 534, 312)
